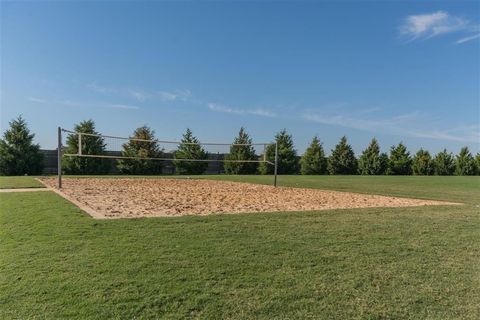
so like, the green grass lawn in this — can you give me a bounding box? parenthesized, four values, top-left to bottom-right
(1, 176, 479, 319)
(202, 175, 480, 205)
(0, 176, 44, 189)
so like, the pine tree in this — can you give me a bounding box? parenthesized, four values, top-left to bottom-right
(258, 129, 298, 174)
(412, 149, 433, 175)
(433, 149, 455, 176)
(173, 128, 208, 175)
(476, 153, 480, 176)
(455, 147, 476, 176)
(0, 116, 43, 175)
(379, 153, 389, 175)
(327, 136, 357, 175)
(300, 136, 327, 175)
(387, 143, 412, 175)
(358, 138, 387, 175)
(117, 126, 163, 174)
(62, 120, 110, 174)
(224, 127, 258, 174)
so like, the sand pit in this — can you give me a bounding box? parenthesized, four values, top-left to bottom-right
(39, 178, 456, 219)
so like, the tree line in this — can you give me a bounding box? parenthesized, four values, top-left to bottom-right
(1, 116, 479, 176)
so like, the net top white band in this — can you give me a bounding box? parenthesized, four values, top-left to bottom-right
(61, 128, 274, 147)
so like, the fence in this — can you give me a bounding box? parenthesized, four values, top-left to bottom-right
(40, 149, 226, 175)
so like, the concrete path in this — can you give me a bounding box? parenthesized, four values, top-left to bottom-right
(0, 188, 50, 193)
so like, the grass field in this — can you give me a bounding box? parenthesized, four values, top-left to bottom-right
(1, 175, 479, 319)
(0, 176, 44, 189)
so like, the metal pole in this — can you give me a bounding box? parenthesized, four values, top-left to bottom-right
(274, 142, 278, 187)
(57, 127, 62, 189)
(78, 132, 82, 155)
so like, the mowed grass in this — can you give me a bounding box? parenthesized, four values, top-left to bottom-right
(201, 175, 480, 205)
(0, 176, 44, 189)
(1, 176, 479, 319)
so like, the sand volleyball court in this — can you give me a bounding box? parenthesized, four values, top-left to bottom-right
(39, 177, 456, 219)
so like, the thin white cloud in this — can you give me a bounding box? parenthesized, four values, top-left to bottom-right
(303, 110, 478, 143)
(86, 82, 192, 103)
(400, 11, 480, 45)
(30, 98, 139, 111)
(208, 103, 276, 118)
(108, 104, 140, 110)
(411, 125, 480, 143)
(86, 82, 111, 94)
(158, 91, 178, 101)
(28, 97, 47, 103)
(400, 11, 468, 40)
(456, 32, 480, 44)
(208, 102, 242, 114)
(249, 108, 277, 118)
(129, 89, 150, 102)
(158, 89, 191, 102)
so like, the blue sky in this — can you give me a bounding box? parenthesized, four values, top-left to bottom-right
(1, 1, 479, 155)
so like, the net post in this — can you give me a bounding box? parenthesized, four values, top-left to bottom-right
(57, 127, 62, 189)
(78, 132, 82, 155)
(274, 141, 278, 187)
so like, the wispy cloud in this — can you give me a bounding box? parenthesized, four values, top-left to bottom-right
(28, 97, 47, 103)
(399, 11, 479, 44)
(28, 97, 139, 111)
(456, 32, 480, 44)
(158, 89, 191, 102)
(303, 110, 478, 143)
(85, 82, 271, 118)
(129, 89, 150, 102)
(108, 104, 140, 110)
(249, 108, 277, 118)
(86, 82, 111, 94)
(86, 82, 193, 103)
(208, 103, 276, 118)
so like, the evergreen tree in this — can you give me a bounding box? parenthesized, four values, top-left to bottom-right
(412, 149, 433, 175)
(173, 128, 208, 174)
(387, 143, 412, 175)
(476, 153, 480, 175)
(327, 136, 357, 175)
(455, 147, 476, 176)
(117, 126, 163, 175)
(0, 116, 43, 175)
(224, 127, 258, 174)
(433, 149, 455, 176)
(62, 120, 110, 174)
(258, 129, 298, 174)
(358, 138, 387, 175)
(379, 153, 389, 175)
(300, 136, 327, 175)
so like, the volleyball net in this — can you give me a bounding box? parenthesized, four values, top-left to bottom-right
(56, 127, 278, 188)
